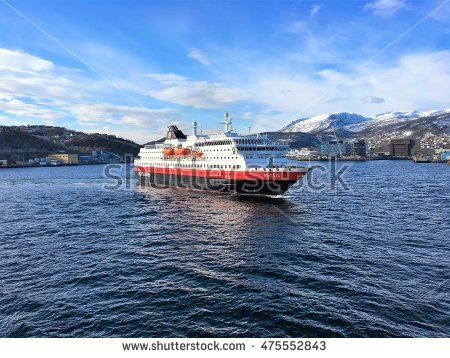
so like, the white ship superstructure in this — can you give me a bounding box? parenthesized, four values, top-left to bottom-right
(134, 113, 309, 195)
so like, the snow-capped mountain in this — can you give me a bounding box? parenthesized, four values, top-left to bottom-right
(281, 112, 369, 133)
(280, 109, 450, 134)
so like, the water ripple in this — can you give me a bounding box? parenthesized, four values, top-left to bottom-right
(0, 162, 449, 337)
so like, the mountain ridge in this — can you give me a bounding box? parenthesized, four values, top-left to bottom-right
(281, 109, 450, 134)
(277, 109, 450, 151)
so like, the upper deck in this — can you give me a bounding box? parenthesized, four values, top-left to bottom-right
(135, 113, 300, 170)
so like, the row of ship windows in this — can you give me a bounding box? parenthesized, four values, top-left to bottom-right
(209, 156, 234, 159)
(142, 163, 241, 169)
(236, 147, 284, 151)
(141, 155, 281, 160)
(146, 147, 283, 153)
(194, 140, 233, 146)
(141, 156, 240, 160)
(193, 139, 269, 146)
(203, 147, 284, 152)
(204, 148, 232, 151)
(234, 139, 268, 145)
(146, 149, 234, 153)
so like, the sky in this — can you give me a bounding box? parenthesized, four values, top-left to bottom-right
(0, 0, 449, 143)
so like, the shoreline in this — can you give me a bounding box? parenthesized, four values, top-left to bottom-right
(0, 161, 131, 169)
(2, 159, 447, 169)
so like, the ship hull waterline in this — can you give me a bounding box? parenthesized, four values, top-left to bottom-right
(134, 167, 309, 196)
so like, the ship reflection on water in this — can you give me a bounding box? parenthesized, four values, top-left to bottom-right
(133, 182, 311, 266)
(132, 182, 315, 318)
(134, 182, 309, 238)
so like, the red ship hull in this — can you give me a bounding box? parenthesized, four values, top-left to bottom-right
(134, 166, 308, 195)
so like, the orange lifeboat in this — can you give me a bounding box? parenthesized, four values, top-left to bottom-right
(174, 147, 191, 156)
(162, 148, 174, 156)
(192, 151, 203, 157)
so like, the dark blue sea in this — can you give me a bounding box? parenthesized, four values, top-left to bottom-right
(0, 161, 449, 337)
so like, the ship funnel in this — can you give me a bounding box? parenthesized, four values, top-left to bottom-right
(192, 121, 198, 136)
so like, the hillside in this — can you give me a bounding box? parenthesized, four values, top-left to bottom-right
(65, 134, 141, 156)
(0, 125, 141, 161)
(0, 130, 65, 152)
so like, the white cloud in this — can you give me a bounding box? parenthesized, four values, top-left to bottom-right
(2, 46, 448, 140)
(365, 0, 409, 17)
(310, 4, 323, 17)
(68, 103, 180, 143)
(69, 103, 176, 127)
(0, 48, 182, 142)
(143, 73, 187, 85)
(316, 69, 350, 84)
(352, 51, 450, 110)
(187, 48, 210, 65)
(0, 49, 106, 104)
(0, 74, 78, 101)
(146, 79, 248, 109)
(0, 97, 64, 121)
(241, 50, 450, 129)
(361, 96, 385, 103)
(0, 48, 53, 74)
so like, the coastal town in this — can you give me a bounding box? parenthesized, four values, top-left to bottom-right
(288, 136, 450, 163)
(0, 150, 122, 168)
(0, 124, 139, 167)
(1, 123, 449, 168)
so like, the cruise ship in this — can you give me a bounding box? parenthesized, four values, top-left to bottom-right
(134, 113, 310, 195)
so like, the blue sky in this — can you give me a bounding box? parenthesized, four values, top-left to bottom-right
(0, 0, 449, 143)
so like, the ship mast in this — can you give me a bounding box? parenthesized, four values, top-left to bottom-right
(222, 113, 233, 133)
